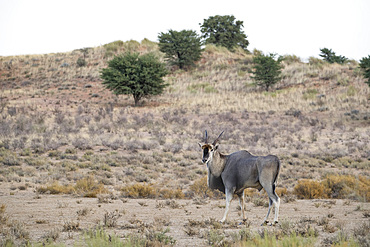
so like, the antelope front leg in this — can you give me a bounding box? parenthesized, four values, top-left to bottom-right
(220, 190, 233, 223)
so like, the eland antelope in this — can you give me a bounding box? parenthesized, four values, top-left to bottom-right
(198, 130, 281, 225)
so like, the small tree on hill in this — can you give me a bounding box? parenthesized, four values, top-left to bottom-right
(100, 52, 168, 106)
(251, 53, 283, 91)
(76, 57, 87, 67)
(319, 48, 347, 64)
(200, 15, 249, 51)
(359, 55, 370, 87)
(158, 29, 203, 70)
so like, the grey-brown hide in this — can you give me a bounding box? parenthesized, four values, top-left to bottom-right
(198, 131, 281, 225)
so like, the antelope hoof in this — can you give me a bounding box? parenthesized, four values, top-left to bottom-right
(261, 220, 269, 226)
(273, 221, 278, 226)
(238, 219, 248, 225)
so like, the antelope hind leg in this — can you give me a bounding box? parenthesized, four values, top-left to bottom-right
(261, 198, 272, 225)
(238, 192, 246, 222)
(273, 196, 280, 224)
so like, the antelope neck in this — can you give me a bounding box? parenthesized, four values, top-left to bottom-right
(208, 151, 226, 177)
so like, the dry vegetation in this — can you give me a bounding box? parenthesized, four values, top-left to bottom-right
(0, 40, 369, 246)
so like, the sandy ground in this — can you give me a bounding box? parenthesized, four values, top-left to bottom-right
(1, 185, 369, 246)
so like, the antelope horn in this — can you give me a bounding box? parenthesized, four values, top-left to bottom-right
(204, 130, 208, 144)
(212, 130, 224, 145)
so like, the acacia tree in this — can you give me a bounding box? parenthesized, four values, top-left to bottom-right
(200, 15, 249, 51)
(158, 29, 203, 70)
(319, 48, 347, 64)
(251, 53, 283, 91)
(359, 55, 370, 87)
(100, 52, 168, 106)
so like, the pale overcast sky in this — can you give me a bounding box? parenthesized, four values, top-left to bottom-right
(0, 0, 369, 60)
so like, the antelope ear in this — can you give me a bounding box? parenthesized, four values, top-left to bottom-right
(198, 143, 203, 148)
(214, 144, 219, 151)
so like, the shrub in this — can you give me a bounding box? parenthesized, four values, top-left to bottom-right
(308, 57, 325, 68)
(42, 228, 60, 243)
(283, 54, 302, 65)
(37, 181, 74, 194)
(204, 44, 230, 54)
(302, 89, 319, 100)
(124, 40, 140, 51)
(293, 179, 327, 199)
(187, 83, 217, 94)
(322, 174, 369, 201)
(159, 188, 185, 199)
(121, 183, 157, 198)
(63, 221, 80, 231)
(359, 55, 370, 86)
(0, 152, 22, 166)
(103, 40, 124, 53)
(75, 176, 108, 197)
(276, 187, 288, 197)
(0, 204, 8, 225)
(189, 176, 223, 198)
(72, 137, 92, 150)
(205, 229, 225, 246)
(141, 38, 158, 50)
(353, 222, 370, 247)
(103, 210, 121, 228)
(37, 176, 107, 197)
(244, 188, 258, 198)
(77, 57, 87, 67)
(9, 220, 30, 240)
(253, 197, 267, 207)
(294, 175, 370, 201)
(346, 85, 357, 96)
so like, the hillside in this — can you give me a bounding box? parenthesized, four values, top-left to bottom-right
(0, 40, 369, 246)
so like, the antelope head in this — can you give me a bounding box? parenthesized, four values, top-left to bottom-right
(198, 130, 224, 164)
